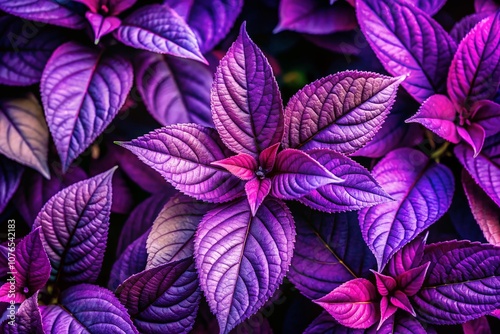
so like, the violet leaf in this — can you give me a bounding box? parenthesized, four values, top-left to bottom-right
(450, 12, 491, 43)
(357, 0, 456, 103)
(414, 240, 500, 324)
(288, 206, 377, 300)
(116, 257, 200, 334)
(455, 133, 500, 206)
(2, 292, 43, 334)
(135, 51, 213, 127)
(447, 11, 500, 109)
(475, 0, 500, 12)
(274, 0, 357, 34)
(118, 124, 245, 203)
(462, 316, 491, 334)
(386, 232, 428, 277)
(462, 170, 500, 245)
(147, 194, 210, 268)
(376, 314, 427, 334)
(114, 4, 206, 63)
(0, 94, 50, 178)
(211, 23, 284, 157)
(282, 71, 404, 154)
(304, 311, 366, 334)
(470, 100, 500, 137)
(359, 148, 454, 270)
(0, 0, 85, 29)
(298, 149, 392, 212)
(412, 0, 447, 15)
(164, 0, 244, 53)
(0, 156, 23, 214)
(314, 278, 379, 329)
(195, 197, 295, 333)
(33, 168, 116, 284)
(41, 41, 133, 172)
(41, 284, 138, 333)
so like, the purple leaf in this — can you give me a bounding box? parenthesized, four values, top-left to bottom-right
(212, 23, 283, 157)
(359, 148, 454, 270)
(13, 165, 87, 226)
(475, 0, 500, 12)
(275, 0, 357, 34)
(451, 12, 491, 43)
(0, 229, 50, 303)
(304, 311, 366, 334)
(282, 71, 404, 154)
(271, 149, 343, 200)
(455, 133, 500, 206)
(463, 316, 491, 334)
(412, 0, 447, 15)
(74, 0, 137, 15)
(41, 41, 133, 171)
(387, 232, 428, 277)
(33, 168, 116, 284)
(314, 278, 379, 329)
(85, 12, 121, 43)
(2, 292, 43, 334)
(406, 94, 460, 143)
(0, 156, 23, 214)
(414, 240, 500, 324)
(115, 4, 206, 63)
(212, 153, 258, 181)
(135, 51, 213, 127)
(298, 149, 392, 212)
(357, 0, 456, 103)
(116, 192, 172, 257)
(116, 257, 200, 334)
(195, 197, 295, 333)
(448, 11, 500, 109)
(41, 284, 138, 333)
(0, 0, 85, 29)
(0, 17, 67, 86)
(0, 94, 49, 178)
(164, 0, 244, 53)
(147, 194, 210, 268)
(376, 314, 427, 334)
(119, 124, 245, 203)
(288, 206, 377, 300)
(109, 230, 148, 291)
(471, 100, 500, 137)
(462, 170, 500, 246)
(245, 178, 272, 216)
(457, 123, 485, 157)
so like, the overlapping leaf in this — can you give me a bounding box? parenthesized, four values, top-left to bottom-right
(376, 314, 427, 334)
(41, 41, 133, 171)
(475, 0, 500, 12)
(304, 311, 366, 334)
(0, 156, 23, 214)
(359, 148, 454, 270)
(412, 0, 447, 15)
(282, 71, 404, 154)
(195, 197, 295, 333)
(2, 292, 43, 334)
(450, 12, 491, 43)
(357, 0, 456, 103)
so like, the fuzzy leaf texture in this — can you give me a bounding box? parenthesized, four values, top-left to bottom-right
(41, 41, 133, 171)
(357, 0, 456, 103)
(282, 71, 405, 154)
(359, 148, 454, 270)
(33, 168, 116, 284)
(118, 124, 245, 203)
(195, 197, 295, 333)
(41, 284, 138, 333)
(115, 4, 206, 63)
(0, 155, 23, 214)
(414, 241, 500, 324)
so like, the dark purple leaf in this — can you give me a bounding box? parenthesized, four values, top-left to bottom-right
(41, 284, 138, 333)
(462, 170, 500, 245)
(164, 0, 243, 53)
(314, 278, 379, 329)
(33, 168, 116, 284)
(448, 11, 500, 109)
(135, 51, 213, 127)
(475, 0, 500, 12)
(471, 100, 500, 137)
(457, 123, 486, 157)
(288, 206, 377, 300)
(0, 0, 85, 29)
(195, 197, 295, 333)
(376, 314, 427, 334)
(275, 0, 357, 34)
(357, 0, 456, 103)
(118, 124, 245, 203)
(414, 240, 500, 324)
(0, 94, 49, 178)
(455, 133, 500, 206)
(116, 257, 200, 334)
(41, 41, 133, 171)
(304, 311, 366, 334)
(282, 71, 404, 154)
(450, 12, 491, 43)
(212, 23, 283, 157)
(0, 17, 67, 86)
(74, 0, 137, 15)
(298, 149, 392, 212)
(0, 156, 23, 214)
(387, 232, 427, 277)
(462, 316, 491, 334)
(2, 292, 43, 334)
(85, 12, 121, 44)
(147, 194, 210, 268)
(412, 0, 447, 15)
(359, 148, 454, 270)
(115, 4, 206, 63)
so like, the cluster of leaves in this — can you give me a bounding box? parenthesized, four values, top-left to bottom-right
(1, 0, 500, 334)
